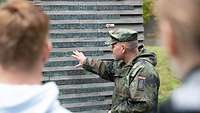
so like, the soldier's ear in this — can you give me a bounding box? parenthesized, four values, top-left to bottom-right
(121, 43, 126, 53)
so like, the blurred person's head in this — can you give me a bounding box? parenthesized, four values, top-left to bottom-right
(0, 0, 51, 84)
(106, 28, 138, 63)
(155, 0, 200, 78)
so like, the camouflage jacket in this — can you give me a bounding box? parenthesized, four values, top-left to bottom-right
(82, 49, 160, 113)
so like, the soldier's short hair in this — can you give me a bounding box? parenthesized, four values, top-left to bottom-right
(126, 41, 138, 51)
(0, 0, 49, 69)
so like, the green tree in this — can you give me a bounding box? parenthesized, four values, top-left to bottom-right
(0, 0, 6, 4)
(143, 0, 154, 24)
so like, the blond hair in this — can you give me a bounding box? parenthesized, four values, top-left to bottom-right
(0, 0, 49, 69)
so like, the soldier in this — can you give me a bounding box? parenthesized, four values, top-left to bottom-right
(155, 0, 200, 113)
(72, 28, 160, 113)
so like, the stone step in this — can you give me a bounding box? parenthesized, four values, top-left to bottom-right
(64, 100, 111, 112)
(45, 55, 113, 67)
(48, 14, 120, 20)
(44, 74, 99, 81)
(43, 66, 112, 77)
(43, 66, 82, 72)
(43, 67, 110, 77)
(62, 98, 112, 108)
(50, 32, 144, 40)
(50, 24, 144, 32)
(45, 9, 142, 16)
(58, 82, 114, 94)
(51, 46, 111, 52)
(50, 17, 143, 24)
(74, 110, 108, 113)
(34, 1, 142, 6)
(59, 91, 112, 110)
(43, 68, 86, 76)
(54, 77, 108, 85)
(39, 5, 138, 12)
(59, 91, 112, 104)
(50, 37, 108, 43)
(59, 82, 114, 90)
(49, 29, 143, 35)
(52, 41, 106, 48)
(49, 28, 144, 37)
(50, 35, 107, 47)
(59, 90, 113, 100)
(50, 51, 110, 58)
(48, 54, 113, 61)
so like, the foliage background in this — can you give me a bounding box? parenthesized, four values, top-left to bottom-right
(143, 0, 154, 24)
(0, 0, 5, 3)
(148, 46, 180, 103)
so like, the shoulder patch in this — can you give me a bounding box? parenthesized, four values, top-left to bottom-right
(137, 75, 146, 91)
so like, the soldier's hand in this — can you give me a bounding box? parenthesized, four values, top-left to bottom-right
(108, 110, 111, 113)
(72, 50, 87, 68)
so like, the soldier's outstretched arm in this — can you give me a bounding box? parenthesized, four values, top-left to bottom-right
(72, 50, 115, 81)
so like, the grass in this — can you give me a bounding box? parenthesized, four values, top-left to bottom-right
(147, 46, 181, 103)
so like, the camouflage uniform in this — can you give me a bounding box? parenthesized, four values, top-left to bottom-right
(82, 29, 160, 113)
